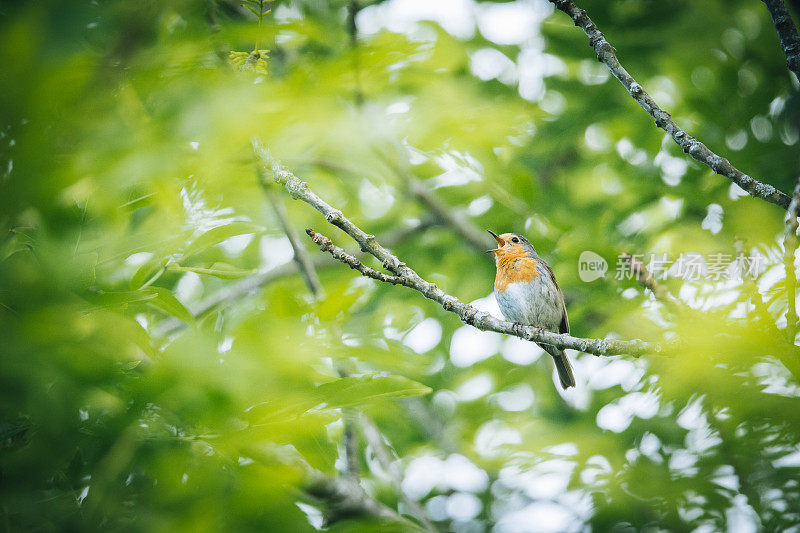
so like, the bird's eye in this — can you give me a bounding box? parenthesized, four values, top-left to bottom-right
(511, 237, 519, 243)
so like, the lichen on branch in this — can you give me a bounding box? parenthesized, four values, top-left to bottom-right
(549, 0, 792, 210)
(254, 139, 656, 358)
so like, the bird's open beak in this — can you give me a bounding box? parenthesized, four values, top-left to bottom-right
(486, 230, 504, 254)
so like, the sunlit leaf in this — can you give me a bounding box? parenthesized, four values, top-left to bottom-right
(182, 222, 261, 258)
(83, 289, 159, 308)
(313, 374, 432, 409)
(172, 262, 253, 279)
(3, 0, 800, 530)
(142, 286, 195, 323)
(129, 256, 166, 289)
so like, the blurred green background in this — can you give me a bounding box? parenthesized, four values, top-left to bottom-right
(2, 0, 800, 530)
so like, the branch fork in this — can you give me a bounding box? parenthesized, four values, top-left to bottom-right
(254, 139, 655, 358)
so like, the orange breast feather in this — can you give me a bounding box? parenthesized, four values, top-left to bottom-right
(494, 254, 539, 292)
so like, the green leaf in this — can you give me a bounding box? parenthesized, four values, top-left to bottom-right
(171, 262, 253, 279)
(313, 374, 432, 409)
(129, 256, 165, 290)
(84, 289, 159, 308)
(142, 286, 195, 323)
(182, 222, 261, 258)
(72, 251, 98, 290)
(0, 418, 32, 450)
(243, 4, 261, 17)
(123, 318, 156, 358)
(243, 375, 431, 425)
(0, 233, 33, 263)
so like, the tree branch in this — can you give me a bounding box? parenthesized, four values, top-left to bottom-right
(734, 239, 773, 325)
(348, 0, 364, 105)
(335, 364, 362, 483)
(548, 0, 792, 210)
(763, 0, 800, 82)
(246, 437, 417, 527)
(260, 174, 325, 299)
(342, 409, 361, 481)
(406, 176, 488, 254)
(304, 156, 489, 253)
(303, 469, 417, 526)
(306, 229, 411, 287)
(401, 398, 458, 454)
(254, 139, 656, 357)
(783, 176, 800, 338)
(621, 252, 676, 303)
(360, 415, 436, 532)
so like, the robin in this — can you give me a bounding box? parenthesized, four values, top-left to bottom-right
(487, 230, 575, 389)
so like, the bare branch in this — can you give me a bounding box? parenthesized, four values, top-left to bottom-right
(306, 228, 648, 356)
(261, 175, 325, 299)
(407, 176, 488, 253)
(548, 0, 792, 210)
(305, 226, 652, 355)
(763, 0, 800, 82)
(307, 229, 411, 287)
(783, 177, 800, 337)
(254, 139, 656, 357)
(360, 415, 437, 532)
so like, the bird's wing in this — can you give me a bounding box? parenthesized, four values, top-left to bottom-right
(542, 262, 569, 335)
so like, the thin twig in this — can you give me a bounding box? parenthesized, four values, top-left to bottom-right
(306, 226, 652, 355)
(304, 156, 489, 253)
(238, 398, 416, 528)
(783, 177, 800, 338)
(549, 0, 792, 210)
(152, 218, 435, 337)
(307, 230, 411, 287)
(228, 438, 414, 526)
(255, 138, 656, 357)
(711, 420, 766, 524)
(407, 177, 488, 253)
(733, 239, 773, 325)
(763, 0, 800, 82)
(303, 469, 420, 527)
(378, 149, 488, 252)
(348, 0, 364, 105)
(342, 426, 360, 481)
(342, 410, 361, 481)
(260, 172, 325, 298)
(402, 398, 458, 454)
(360, 415, 437, 532)
(334, 363, 362, 483)
(621, 252, 677, 303)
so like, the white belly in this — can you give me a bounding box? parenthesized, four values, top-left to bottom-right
(495, 280, 562, 331)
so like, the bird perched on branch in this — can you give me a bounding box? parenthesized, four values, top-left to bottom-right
(487, 230, 575, 389)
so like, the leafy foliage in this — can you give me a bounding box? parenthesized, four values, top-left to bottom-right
(1, 0, 799, 531)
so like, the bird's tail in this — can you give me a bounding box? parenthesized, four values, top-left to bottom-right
(542, 344, 575, 389)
